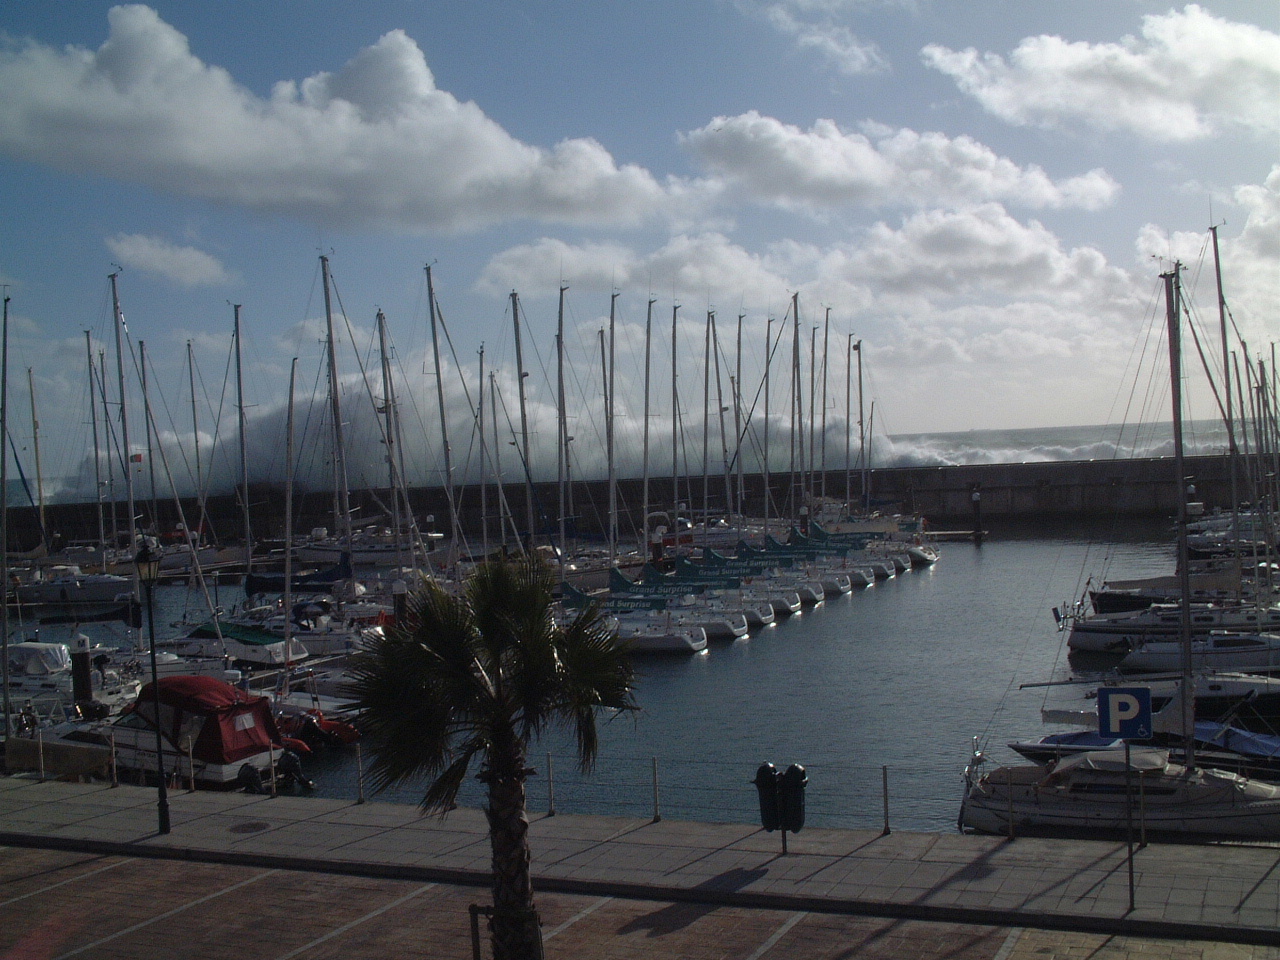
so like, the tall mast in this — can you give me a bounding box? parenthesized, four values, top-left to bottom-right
(233, 305, 252, 573)
(109, 272, 139, 581)
(510, 291, 534, 547)
(820, 309, 830, 500)
(808, 324, 817, 511)
(426, 266, 458, 553)
(556, 285, 567, 582)
(1210, 225, 1241, 582)
(376, 310, 404, 570)
(139, 342, 156, 535)
(857, 340, 866, 512)
(735, 313, 745, 524)
(186, 341, 209, 548)
(99, 350, 118, 548)
(763, 317, 772, 535)
(791, 293, 803, 522)
(87, 332, 107, 557)
(27, 367, 45, 543)
(320, 256, 352, 551)
(845, 336, 854, 510)
(641, 298, 654, 555)
(606, 291, 618, 566)
(671, 303, 680, 520)
(478, 343, 488, 558)
(712, 315, 733, 529)
(1163, 264, 1196, 770)
(1, 291, 11, 739)
(702, 310, 712, 549)
(282, 358, 297, 686)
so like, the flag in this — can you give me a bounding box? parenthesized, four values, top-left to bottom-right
(129, 453, 143, 463)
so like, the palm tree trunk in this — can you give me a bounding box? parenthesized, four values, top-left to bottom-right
(484, 745, 543, 960)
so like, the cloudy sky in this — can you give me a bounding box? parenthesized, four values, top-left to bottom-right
(0, 1, 1275, 498)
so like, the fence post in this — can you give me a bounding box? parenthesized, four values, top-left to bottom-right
(37, 729, 45, 782)
(1006, 767, 1015, 840)
(187, 741, 196, 792)
(356, 743, 366, 804)
(881, 765, 890, 835)
(109, 733, 118, 788)
(269, 748, 277, 798)
(652, 756, 661, 822)
(546, 752, 555, 817)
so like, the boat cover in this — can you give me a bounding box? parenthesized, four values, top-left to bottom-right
(133, 676, 280, 764)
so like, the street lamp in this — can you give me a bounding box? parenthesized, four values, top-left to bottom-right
(136, 540, 171, 835)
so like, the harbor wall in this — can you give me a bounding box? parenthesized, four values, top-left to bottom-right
(16, 454, 1236, 550)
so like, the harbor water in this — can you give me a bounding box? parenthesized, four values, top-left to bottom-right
(277, 519, 1175, 833)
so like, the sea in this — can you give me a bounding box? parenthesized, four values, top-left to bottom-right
(285, 517, 1177, 835)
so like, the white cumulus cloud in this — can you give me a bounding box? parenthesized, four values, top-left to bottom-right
(923, 4, 1280, 142)
(105, 233, 234, 286)
(683, 112, 1119, 211)
(0, 5, 681, 231)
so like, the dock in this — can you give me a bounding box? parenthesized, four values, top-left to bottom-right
(3, 775, 1280, 958)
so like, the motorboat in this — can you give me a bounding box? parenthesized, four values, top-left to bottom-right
(25, 675, 307, 791)
(1009, 721, 1280, 782)
(1066, 602, 1280, 653)
(960, 747, 1280, 839)
(1119, 632, 1280, 674)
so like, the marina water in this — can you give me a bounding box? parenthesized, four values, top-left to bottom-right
(280, 519, 1174, 833)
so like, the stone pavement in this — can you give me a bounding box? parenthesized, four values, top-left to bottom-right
(3, 774, 1280, 957)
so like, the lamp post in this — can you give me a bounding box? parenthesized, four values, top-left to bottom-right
(136, 540, 170, 835)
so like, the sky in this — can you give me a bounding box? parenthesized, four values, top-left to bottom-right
(0, 1, 1275, 502)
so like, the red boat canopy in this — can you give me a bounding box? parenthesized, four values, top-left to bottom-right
(134, 676, 280, 765)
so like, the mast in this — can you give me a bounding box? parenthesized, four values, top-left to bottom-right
(478, 343, 488, 557)
(606, 291, 618, 566)
(426, 266, 459, 553)
(376, 310, 404, 570)
(233, 305, 252, 573)
(702, 310, 712, 549)
(510, 291, 534, 547)
(713, 314, 733, 529)
(99, 350, 118, 548)
(808, 324, 817, 512)
(856, 340, 866, 513)
(186, 340, 209, 550)
(139, 342, 156, 535)
(845, 336, 855, 511)
(282, 358, 297, 694)
(791, 292, 803, 522)
(1, 291, 10, 739)
(556, 286, 567, 582)
(641, 298, 654, 556)
(671, 303, 680, 522)
(820, 309, 830, 500)
(27, 367, 45, 543)
(1210, 225, 1242, 583)
(1163, 264, 1196, 770)
(763, 317, 772, 535)
(87, 332, 106, 559)
(734, 313, 745, 525)
(109, 272, 139, 583)
(319, 256, 352, 551)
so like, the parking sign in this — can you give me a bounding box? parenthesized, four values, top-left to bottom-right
(1097, 687, 1153, 739)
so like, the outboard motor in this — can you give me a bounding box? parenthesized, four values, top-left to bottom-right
(236, 763, 265, 794)
(277, 750, 315, 790)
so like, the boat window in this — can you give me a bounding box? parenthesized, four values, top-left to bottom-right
(114, 712, 150, 729)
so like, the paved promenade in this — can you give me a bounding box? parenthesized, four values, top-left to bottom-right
(3, 774, 1280, 958)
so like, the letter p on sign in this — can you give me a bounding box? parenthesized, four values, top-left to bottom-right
(1097, 687, 1153, 740)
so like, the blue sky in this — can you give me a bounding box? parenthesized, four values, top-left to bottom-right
(0, 2, 1275, 499)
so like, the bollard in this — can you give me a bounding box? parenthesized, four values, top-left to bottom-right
(37, 729, 46, 782)
(109, 733, 118, 788)
(547, 752, 555, 817)
(652, 756, 661, 822)
(356, 743, 366, 804)
(269, 749, 277, 798)
(881, 765, 890, 835)
(187, 742, 196, 792)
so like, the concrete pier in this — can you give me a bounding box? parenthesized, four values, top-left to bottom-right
(2, 775, 1280, 957)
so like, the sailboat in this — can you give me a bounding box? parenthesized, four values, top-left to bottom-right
(960, 263, 1280, 840)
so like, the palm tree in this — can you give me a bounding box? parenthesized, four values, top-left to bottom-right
(346, 556, 637, 960)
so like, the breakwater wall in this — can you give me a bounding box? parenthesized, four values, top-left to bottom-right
(18, 455, 1235, 551)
